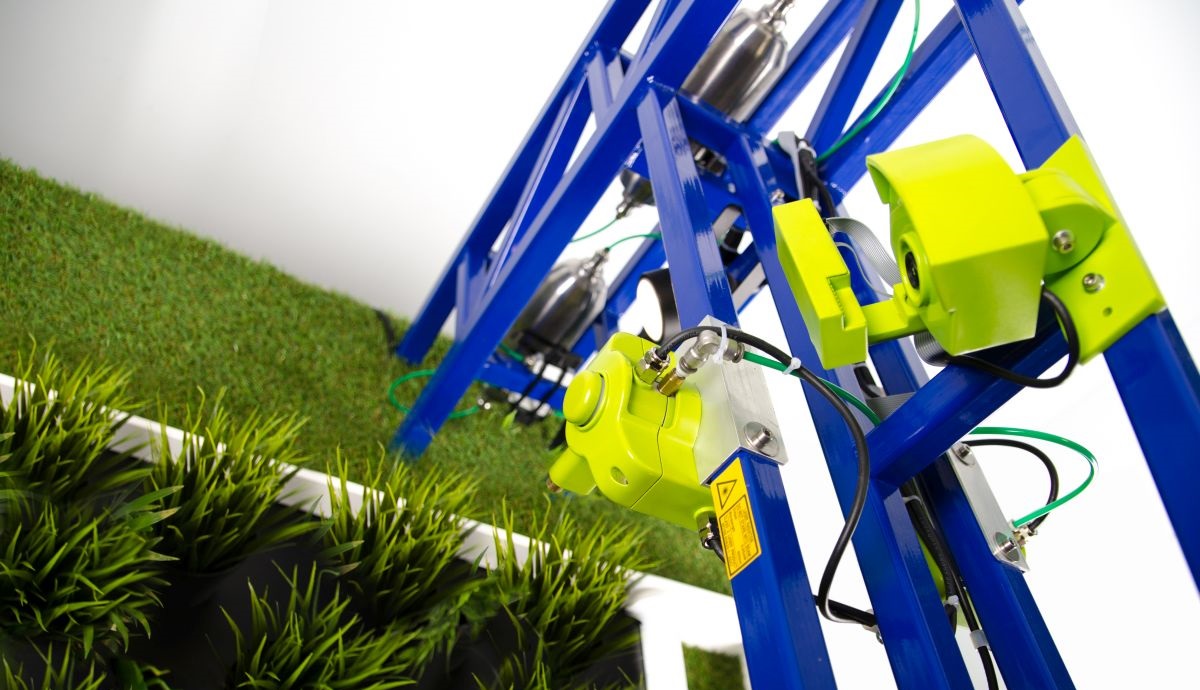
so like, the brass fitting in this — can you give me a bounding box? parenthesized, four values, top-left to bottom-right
(635, 347, 671, 384)
(655, 331, 744, 397)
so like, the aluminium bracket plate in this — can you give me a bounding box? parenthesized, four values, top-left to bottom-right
(687, 317, 789, 484)
(946, 443, 1030, 572)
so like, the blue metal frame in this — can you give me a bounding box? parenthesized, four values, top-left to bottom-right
(394, 0, 1200, 686)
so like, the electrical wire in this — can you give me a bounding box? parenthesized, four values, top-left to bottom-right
(964, 438, 1059, 531)
(816, 0, 922, 164)
(739, 355, 1095, 527)
(970, 427, 1097, 528)
(605, 231, 661, 252)
(498, 343, 526, 362)
(797, 144, 839, 217)
(657, 326, 871, 624)
(743, 351, 883, 425)
(387, 369, 480, 420)
(569, 216, 620, 243)
(948, 287, 1080, 389)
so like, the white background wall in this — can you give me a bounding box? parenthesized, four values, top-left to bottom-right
(1, 1, 1198, 688)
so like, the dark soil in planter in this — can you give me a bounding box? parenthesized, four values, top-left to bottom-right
(121, 503, 644, 690)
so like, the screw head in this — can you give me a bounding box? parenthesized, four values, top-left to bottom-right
(1082, 272, 1105, 293)
(1052, 230, 1075, 253)
(743, 421, 780, 457)
(770, 189, 786, 204)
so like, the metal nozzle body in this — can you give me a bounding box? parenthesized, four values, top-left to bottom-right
(655, 331, 744, 396)
(635, 347, 671, 385)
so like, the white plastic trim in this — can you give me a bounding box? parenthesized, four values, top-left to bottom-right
(0, 373, 746, 688)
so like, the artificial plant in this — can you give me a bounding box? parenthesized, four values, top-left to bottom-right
(145, 395, 315, 575)
(481, 505, 652, 690)
(222, 563, 419, 690)
(322, 452, 482, 666)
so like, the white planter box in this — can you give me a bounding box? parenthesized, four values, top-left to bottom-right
(0, 373, 747, 689)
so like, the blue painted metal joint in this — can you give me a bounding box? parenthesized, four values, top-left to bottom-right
(722, 451, 838, 690)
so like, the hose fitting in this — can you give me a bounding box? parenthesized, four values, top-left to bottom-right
(656, 330, 744, 396)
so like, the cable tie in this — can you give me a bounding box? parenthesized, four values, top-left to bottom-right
(712, 323, 729, 363)
(782, 356, 802, 377)
(970, 629, 989, 650)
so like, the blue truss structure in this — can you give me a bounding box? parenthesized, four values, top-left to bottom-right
(392, 1, 1200, 687)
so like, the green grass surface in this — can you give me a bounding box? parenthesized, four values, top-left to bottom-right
(0, 159, 730, 596)
(683, 647, 744, 690)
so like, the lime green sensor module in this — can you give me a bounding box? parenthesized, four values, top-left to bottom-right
(775, 134, 1164, 370)
(547, 325, 790, 532)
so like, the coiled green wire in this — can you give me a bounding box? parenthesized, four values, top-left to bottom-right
(742, 351, 1097, 526)
(388, 369, 479, 419)
(969, 427, 1097, 528)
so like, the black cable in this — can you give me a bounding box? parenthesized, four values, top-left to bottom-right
(795, 142, 838, 218)
(854, 364, 886, 400)
(510, 357, 547, 414)
(908, 483, 1000, 690)
(953, 564, 1000, 690)
(373, 309, 399, 351)
(902, 486, 962, 630)
(531, 364, 569, 419)
(948, 287, 1079, 389)
(702, 517, 878, 629)
(659, 325, 871, 624)
(964, 438, 1059, 531)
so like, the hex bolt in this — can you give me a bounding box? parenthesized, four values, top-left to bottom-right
(743, 421, 780, 457)
(1082, 272, 1105, 293)
(1052, 230, 1075, 253)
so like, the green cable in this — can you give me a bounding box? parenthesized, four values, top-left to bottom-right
(570, 216, 620, 243)
(970, 427, 1097, 528)
(742, 351, 883, 424)
(498, 342, 525, 362)
(388, 369, 480, 420)
(740, 352, 1096, 525)
(816, 0, 921, 164)
(605, 232, 661, 252)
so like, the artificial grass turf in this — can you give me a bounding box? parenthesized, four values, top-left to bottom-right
(685, 646, 745, 690)
(0, 158, 731, 596)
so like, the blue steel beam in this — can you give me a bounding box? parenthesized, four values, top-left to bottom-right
(476, 357, 567, 411)
(732, 452, 838, 690)
(870, 318, 1068, 489)
(395, 0, 739, 455)
(483, 73, 595, 298)
(820, 6, 980, 199)
(638, 85, 836, 689)
(631, 0, 683, 71)
(953, 0, 1078, 169)
(729, 138, 972, 689)
(1106, 313, 1200, 585)
(954, 0, 1200, 587)
(586, 45, 617, 121)
(396, 0, 651, 363)
(923, 457, 1076, 688)
(750, 0, 867, 132)
(637, 87, 737, 325)
(806, 0, 905, 154)
(864, 339, 1075, 687)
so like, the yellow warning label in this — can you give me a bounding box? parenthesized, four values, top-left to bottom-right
(710, 457, 761, 579)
